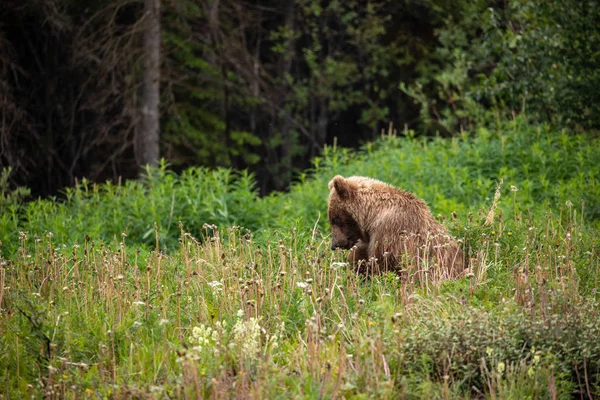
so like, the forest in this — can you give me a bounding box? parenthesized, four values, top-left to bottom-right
(1, 0, 600, 398)
(2, 0, 598, 196)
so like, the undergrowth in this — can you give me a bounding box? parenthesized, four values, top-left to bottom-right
(1, 118, 599, 398)
(1, 117, 599, 255)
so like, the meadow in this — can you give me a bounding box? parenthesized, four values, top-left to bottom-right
(1, 118, 600, 399)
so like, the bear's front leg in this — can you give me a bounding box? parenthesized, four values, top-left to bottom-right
(348, 240, 369, 265)
(349, 239, 385, 276)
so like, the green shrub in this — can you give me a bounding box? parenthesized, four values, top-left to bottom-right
(2, 120, 600, 258)
(392, 299, 600, 396)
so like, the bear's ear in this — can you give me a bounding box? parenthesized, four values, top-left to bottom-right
(329, 175, 350, 200)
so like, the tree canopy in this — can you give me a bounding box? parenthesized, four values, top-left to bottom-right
(1, 0, 598, 196)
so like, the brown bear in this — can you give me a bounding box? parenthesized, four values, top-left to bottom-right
(327, 175, 466, 278)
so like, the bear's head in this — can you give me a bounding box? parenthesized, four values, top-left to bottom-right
(327, 175, 363, 251)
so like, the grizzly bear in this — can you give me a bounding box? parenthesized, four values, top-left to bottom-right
(328, 175, 465, 278)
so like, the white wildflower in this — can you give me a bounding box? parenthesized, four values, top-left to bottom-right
(331, 262, 347, 268)
(232, 317, 261, 358)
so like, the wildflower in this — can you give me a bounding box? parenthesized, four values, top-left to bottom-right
(192, 326, 213, 346)
(497, 362, 505, 375)
(510, 185, 518, 192)
(232, 317, 261, 358)
(527, 367, 535, 378)
(331, 262, 347, 268)
(296, 282, 308, 289)
(159, 319, 169, 326)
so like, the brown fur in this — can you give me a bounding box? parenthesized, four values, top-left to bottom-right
(328, 175, 466, 278)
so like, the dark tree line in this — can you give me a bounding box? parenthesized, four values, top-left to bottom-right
(2, 0, 598, 197)
(1, 0, 145, 195)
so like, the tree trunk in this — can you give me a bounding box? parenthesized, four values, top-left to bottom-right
(137, 0, 160, 169)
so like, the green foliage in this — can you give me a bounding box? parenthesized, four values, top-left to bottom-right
(288, 0, 400, 129)
(1, 122, 600, 397)
(400, 0, 493, 133)
(263, 120, 600, 238)
(395, 299, 600, 393)
(162, 4, 262, 168)
(0, 162, 259, 255)
(158, 0, 426, 191)
(487, 0, 600, 130)
(3, 121, 600, 257)
(0, 168, 30, 251)
(402, 0, 600, 134)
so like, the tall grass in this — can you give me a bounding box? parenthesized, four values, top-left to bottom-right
(1, 118, 599, 398)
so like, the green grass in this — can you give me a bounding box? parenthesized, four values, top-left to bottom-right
(1, 118, 600, 398)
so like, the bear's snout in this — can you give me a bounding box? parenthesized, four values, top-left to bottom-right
(331, 238, 352, 251)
